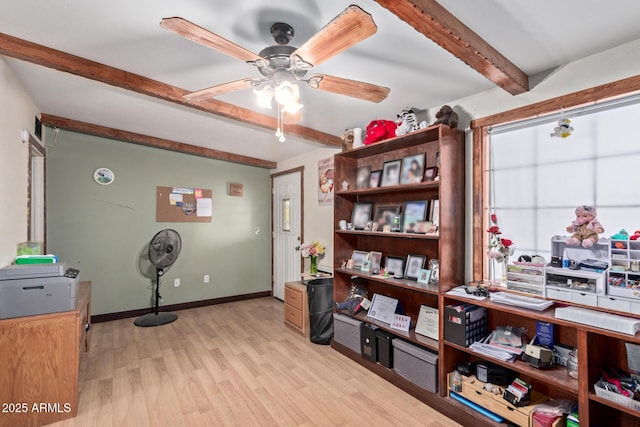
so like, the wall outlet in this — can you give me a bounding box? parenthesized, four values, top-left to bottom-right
(174, 278, 180, 287)
(204, 274, 210, 283)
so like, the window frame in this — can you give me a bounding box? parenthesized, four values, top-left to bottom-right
(470, 74, 640, 281)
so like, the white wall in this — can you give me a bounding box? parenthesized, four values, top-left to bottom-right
(430, 39, 640, 282)
(0, 58, 39, 267)
(273, 146, 341, 273)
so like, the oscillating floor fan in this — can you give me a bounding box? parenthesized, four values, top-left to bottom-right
(134, 229, 182, 327)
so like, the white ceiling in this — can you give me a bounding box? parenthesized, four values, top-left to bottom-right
(2, 0, 640, 164)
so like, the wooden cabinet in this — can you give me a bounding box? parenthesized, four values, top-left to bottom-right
(0, 281, 91, 427)
(284, 281, 309, 336)
(332, 125, 475, 422)
(440, 293, 640, 426)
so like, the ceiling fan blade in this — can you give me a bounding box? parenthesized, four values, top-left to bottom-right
(310, 74, 390, 103)
(291, 5, 377, 68)
(184, 78, 255, 101)
(160, 17, 264, 64)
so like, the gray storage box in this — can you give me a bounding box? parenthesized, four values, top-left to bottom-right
(392, 338, 438, 393)
(333, 312, 362, 354)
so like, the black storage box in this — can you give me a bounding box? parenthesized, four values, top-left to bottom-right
(443, 303, 488, 347)
(376, 329, 394, 368)
(360, 323, 378, 362)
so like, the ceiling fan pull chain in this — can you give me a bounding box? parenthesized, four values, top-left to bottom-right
(275, 104, 285, 142)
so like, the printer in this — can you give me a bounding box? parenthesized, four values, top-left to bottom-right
(0, 263, 79, 319)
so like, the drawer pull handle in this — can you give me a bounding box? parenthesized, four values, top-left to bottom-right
(475, 391, 481, 395)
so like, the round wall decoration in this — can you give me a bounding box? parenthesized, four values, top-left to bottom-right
(93, 167, 115, 185)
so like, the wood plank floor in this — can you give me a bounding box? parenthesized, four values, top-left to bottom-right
(50, 297, 460, 427)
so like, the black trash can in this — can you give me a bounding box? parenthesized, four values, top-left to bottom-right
(306, 278, 334, 344)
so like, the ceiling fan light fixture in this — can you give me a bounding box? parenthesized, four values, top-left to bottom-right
(254, 85, 274, 109)
(274, 81, 302, 113)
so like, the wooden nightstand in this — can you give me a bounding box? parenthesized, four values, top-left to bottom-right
(284, 281, 309, 336)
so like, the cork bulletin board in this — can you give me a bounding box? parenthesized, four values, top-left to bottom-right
(156, 186, 212, 223)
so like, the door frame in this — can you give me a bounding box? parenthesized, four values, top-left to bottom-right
(270, 166, 304, 296)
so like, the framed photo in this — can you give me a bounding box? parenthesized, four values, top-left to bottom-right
(350, 250, 369, 269)
(380, 159, 402, 187)
(401, 153, 425, 184)
(351, 202, 373, 230)
(424, 166, 438, 181)
(417, 269, 432, 285)
(402, 200, 428, 233)
(369, 170, 382, 188)
(428, 259, 440, 285)
(356, 165, 372, 189)
(384, 255, 405, 277)
(369, 251, 382, 274)
(415, 220, 433, 234)
(430, 199, 440, 226)
(404, 254, 426, 280)
(373, 204, 402, 230)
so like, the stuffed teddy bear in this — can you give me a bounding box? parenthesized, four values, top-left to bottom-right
(551, 118, 574, 138)
(566, 205, 604, 248)
(432, 105, 459, 128)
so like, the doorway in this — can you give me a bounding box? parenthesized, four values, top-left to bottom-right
(272, 168, 303, 300)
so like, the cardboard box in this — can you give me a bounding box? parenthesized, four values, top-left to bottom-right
(332, 313, 362, 354)
(443, 303, 488, 347)
(392, 338, 438, 393)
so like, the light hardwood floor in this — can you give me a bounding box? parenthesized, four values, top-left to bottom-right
(50, 297, 460, 427)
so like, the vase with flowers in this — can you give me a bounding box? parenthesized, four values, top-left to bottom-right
(487, 213, 514, 286)
(301, 240, 325, 275)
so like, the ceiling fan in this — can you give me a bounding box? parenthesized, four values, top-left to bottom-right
(160, 5, 390, 109)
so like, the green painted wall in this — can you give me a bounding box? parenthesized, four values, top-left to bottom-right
(45, 129, 271, 315)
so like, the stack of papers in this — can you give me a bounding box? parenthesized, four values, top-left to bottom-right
(445, 285, 488, 301)
(490, 292, 554, 311)
(469, 341, 518, 362)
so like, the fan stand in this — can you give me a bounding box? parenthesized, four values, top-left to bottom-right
(134, 267, 178, 327)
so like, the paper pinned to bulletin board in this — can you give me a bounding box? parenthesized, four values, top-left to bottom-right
(156, 186, 212, 222)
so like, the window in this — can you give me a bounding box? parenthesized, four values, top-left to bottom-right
(471, 76, 640, 282)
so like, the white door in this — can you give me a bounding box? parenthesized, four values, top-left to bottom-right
(272, 170, 302, 300)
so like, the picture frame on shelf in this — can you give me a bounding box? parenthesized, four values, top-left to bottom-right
(351, 202, 373, 230)
(400, 153, 425, 184)
(417, 269, 432, 285)
(415, 220, 433, 234)
(430, 199, 440, 226)
(356, 165, 372, 189)
(405, 254, 426, 280)
(368, 170, 382, 188)
(384, 255, 405, 277)
(402, 200, 428, 233)
(350, 250, 369, 269)
(380, 159, 402, 187)
(373, 204, 402, 230)
(369, 251, 382, 274)
(428, 259, 439, 285)
(424, 166, 438, 181)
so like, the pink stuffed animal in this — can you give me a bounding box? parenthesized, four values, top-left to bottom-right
(566, 205, 604, 248)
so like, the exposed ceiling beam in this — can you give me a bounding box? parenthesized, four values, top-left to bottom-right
(375, 0, 530, 95)
(0, 32, 342, 148)
(41, 114, 277, 169)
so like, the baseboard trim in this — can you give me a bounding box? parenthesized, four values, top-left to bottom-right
(91, 291, 272, 323)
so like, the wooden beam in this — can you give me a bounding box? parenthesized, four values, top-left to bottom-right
(40, 114, 277, 169)
(375, 0, 529, 95)
(0, 32, 342, 148)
